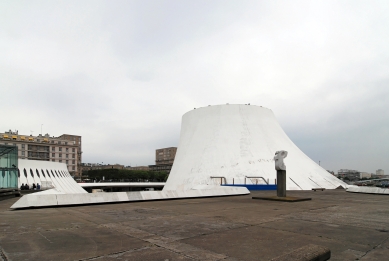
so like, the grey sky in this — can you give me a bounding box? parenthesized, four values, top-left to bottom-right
(1, 0, 388, 173)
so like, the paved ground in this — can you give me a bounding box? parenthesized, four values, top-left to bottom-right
(0, 190, 388, 261)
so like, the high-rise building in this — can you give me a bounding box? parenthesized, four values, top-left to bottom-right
(0, 130, 82, 177)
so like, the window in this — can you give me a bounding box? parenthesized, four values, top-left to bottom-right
(37, 139, 40, 142)
(30, 169, 34, 177)
(66, 160, 68, 164)
(22, 144, 25, 149)
(22, 151, 25, 156)
(36, 169, 40, 178)
(52, 159, 55, 162)
(58, 141, 61, 145)
(59, 160, 62, 163)
(41, 169, 45, 178)
(72, 148, 75, 152)
(72, 154, 75, 158)
(72, 160, 75, 164)
(72, 166, 75, 170)
(65, 142, 68, 145)
(52, 153, 55, 157)
(66, 154, 68, 158)
(59, 147, 62, 151)
(46, 169, 50, 177)
(52, 147, 55, 151)
(59, 153, 62, 157)
(23, 168, 27, 178)
(66, 148, 68, 152)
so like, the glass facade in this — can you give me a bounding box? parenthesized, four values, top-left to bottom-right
(0, 145, 18, 189)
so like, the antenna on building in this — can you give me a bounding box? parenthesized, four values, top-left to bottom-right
(30, 130, 34, 136)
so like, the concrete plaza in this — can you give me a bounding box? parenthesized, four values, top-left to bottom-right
(0, 190, 388, 261)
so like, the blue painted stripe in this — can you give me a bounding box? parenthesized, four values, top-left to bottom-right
(222, 184, 277, 191)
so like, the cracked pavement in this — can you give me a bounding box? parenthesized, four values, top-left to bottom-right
(0, 190, 388, 260)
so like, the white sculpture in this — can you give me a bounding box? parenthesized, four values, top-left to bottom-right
(274, 150, 288, 171)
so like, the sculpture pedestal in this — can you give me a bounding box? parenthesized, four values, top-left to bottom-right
(277, 170, 286, 197)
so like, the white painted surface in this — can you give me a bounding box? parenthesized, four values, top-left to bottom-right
(17, 159, 86, 194)
(10, 187, 249, 209)
(79, 182, 165, 188)
(346, 186, 389, 194)
(164, 105, 346, 191)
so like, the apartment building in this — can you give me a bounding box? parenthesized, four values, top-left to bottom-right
(149, 147, 177, 173)
(0, 130, 81, 177)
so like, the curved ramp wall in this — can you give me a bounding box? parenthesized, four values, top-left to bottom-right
(17, 159, 86, 194)
(164, 104, 346, 191)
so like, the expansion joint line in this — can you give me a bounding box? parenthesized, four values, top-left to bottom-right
(78, 246, 150, 260)
(359, 236, 389, 259)
(0, 247, 8, 261)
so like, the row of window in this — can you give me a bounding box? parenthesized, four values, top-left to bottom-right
(51, 140, 68, 145)
(4, 143, 76, 153)
(50, 158, 76, 164)
(49, 160, 76, 170)
(52, 147, 76, 152)
(51, 153, 75, 159)
(19, 168, 71, 179)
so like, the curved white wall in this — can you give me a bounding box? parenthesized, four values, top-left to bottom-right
(17, 159, 86, 194)
(164, 104, 346, 191)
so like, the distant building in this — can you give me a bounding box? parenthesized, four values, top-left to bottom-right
(149, 147, 177, 173)
(376, 169, 384, 176)
(0, 130, 81, 177)
(126, 166, 150, 171)
(81, 163, 124, 172)
(337, 169, 360, 181)
(359, 172, 371, 179)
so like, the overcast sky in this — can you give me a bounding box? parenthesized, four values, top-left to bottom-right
(1, 0, 388, 173)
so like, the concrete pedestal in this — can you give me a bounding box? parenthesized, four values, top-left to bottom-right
(277, 170, 286, 197)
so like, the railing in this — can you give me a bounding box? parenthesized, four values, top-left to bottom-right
(245, 176, 269, 185)
(210, 176, 272, 185)
(210, 176, 227, 185)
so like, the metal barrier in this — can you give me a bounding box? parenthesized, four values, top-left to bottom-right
(245, 176, 269, 185)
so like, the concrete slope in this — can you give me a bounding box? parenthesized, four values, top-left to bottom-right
(164, 104, 346, 191)
(18, 159, 86, 194)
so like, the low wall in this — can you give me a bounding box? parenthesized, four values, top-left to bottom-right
(222, 184, 277, 190)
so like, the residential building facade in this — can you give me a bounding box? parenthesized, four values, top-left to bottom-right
(149, 147, 177, 173)
(0, 130, 81, 177)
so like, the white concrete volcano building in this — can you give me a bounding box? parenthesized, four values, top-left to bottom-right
(10, 104, 345, 209)
(164, 104, 345, 190)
